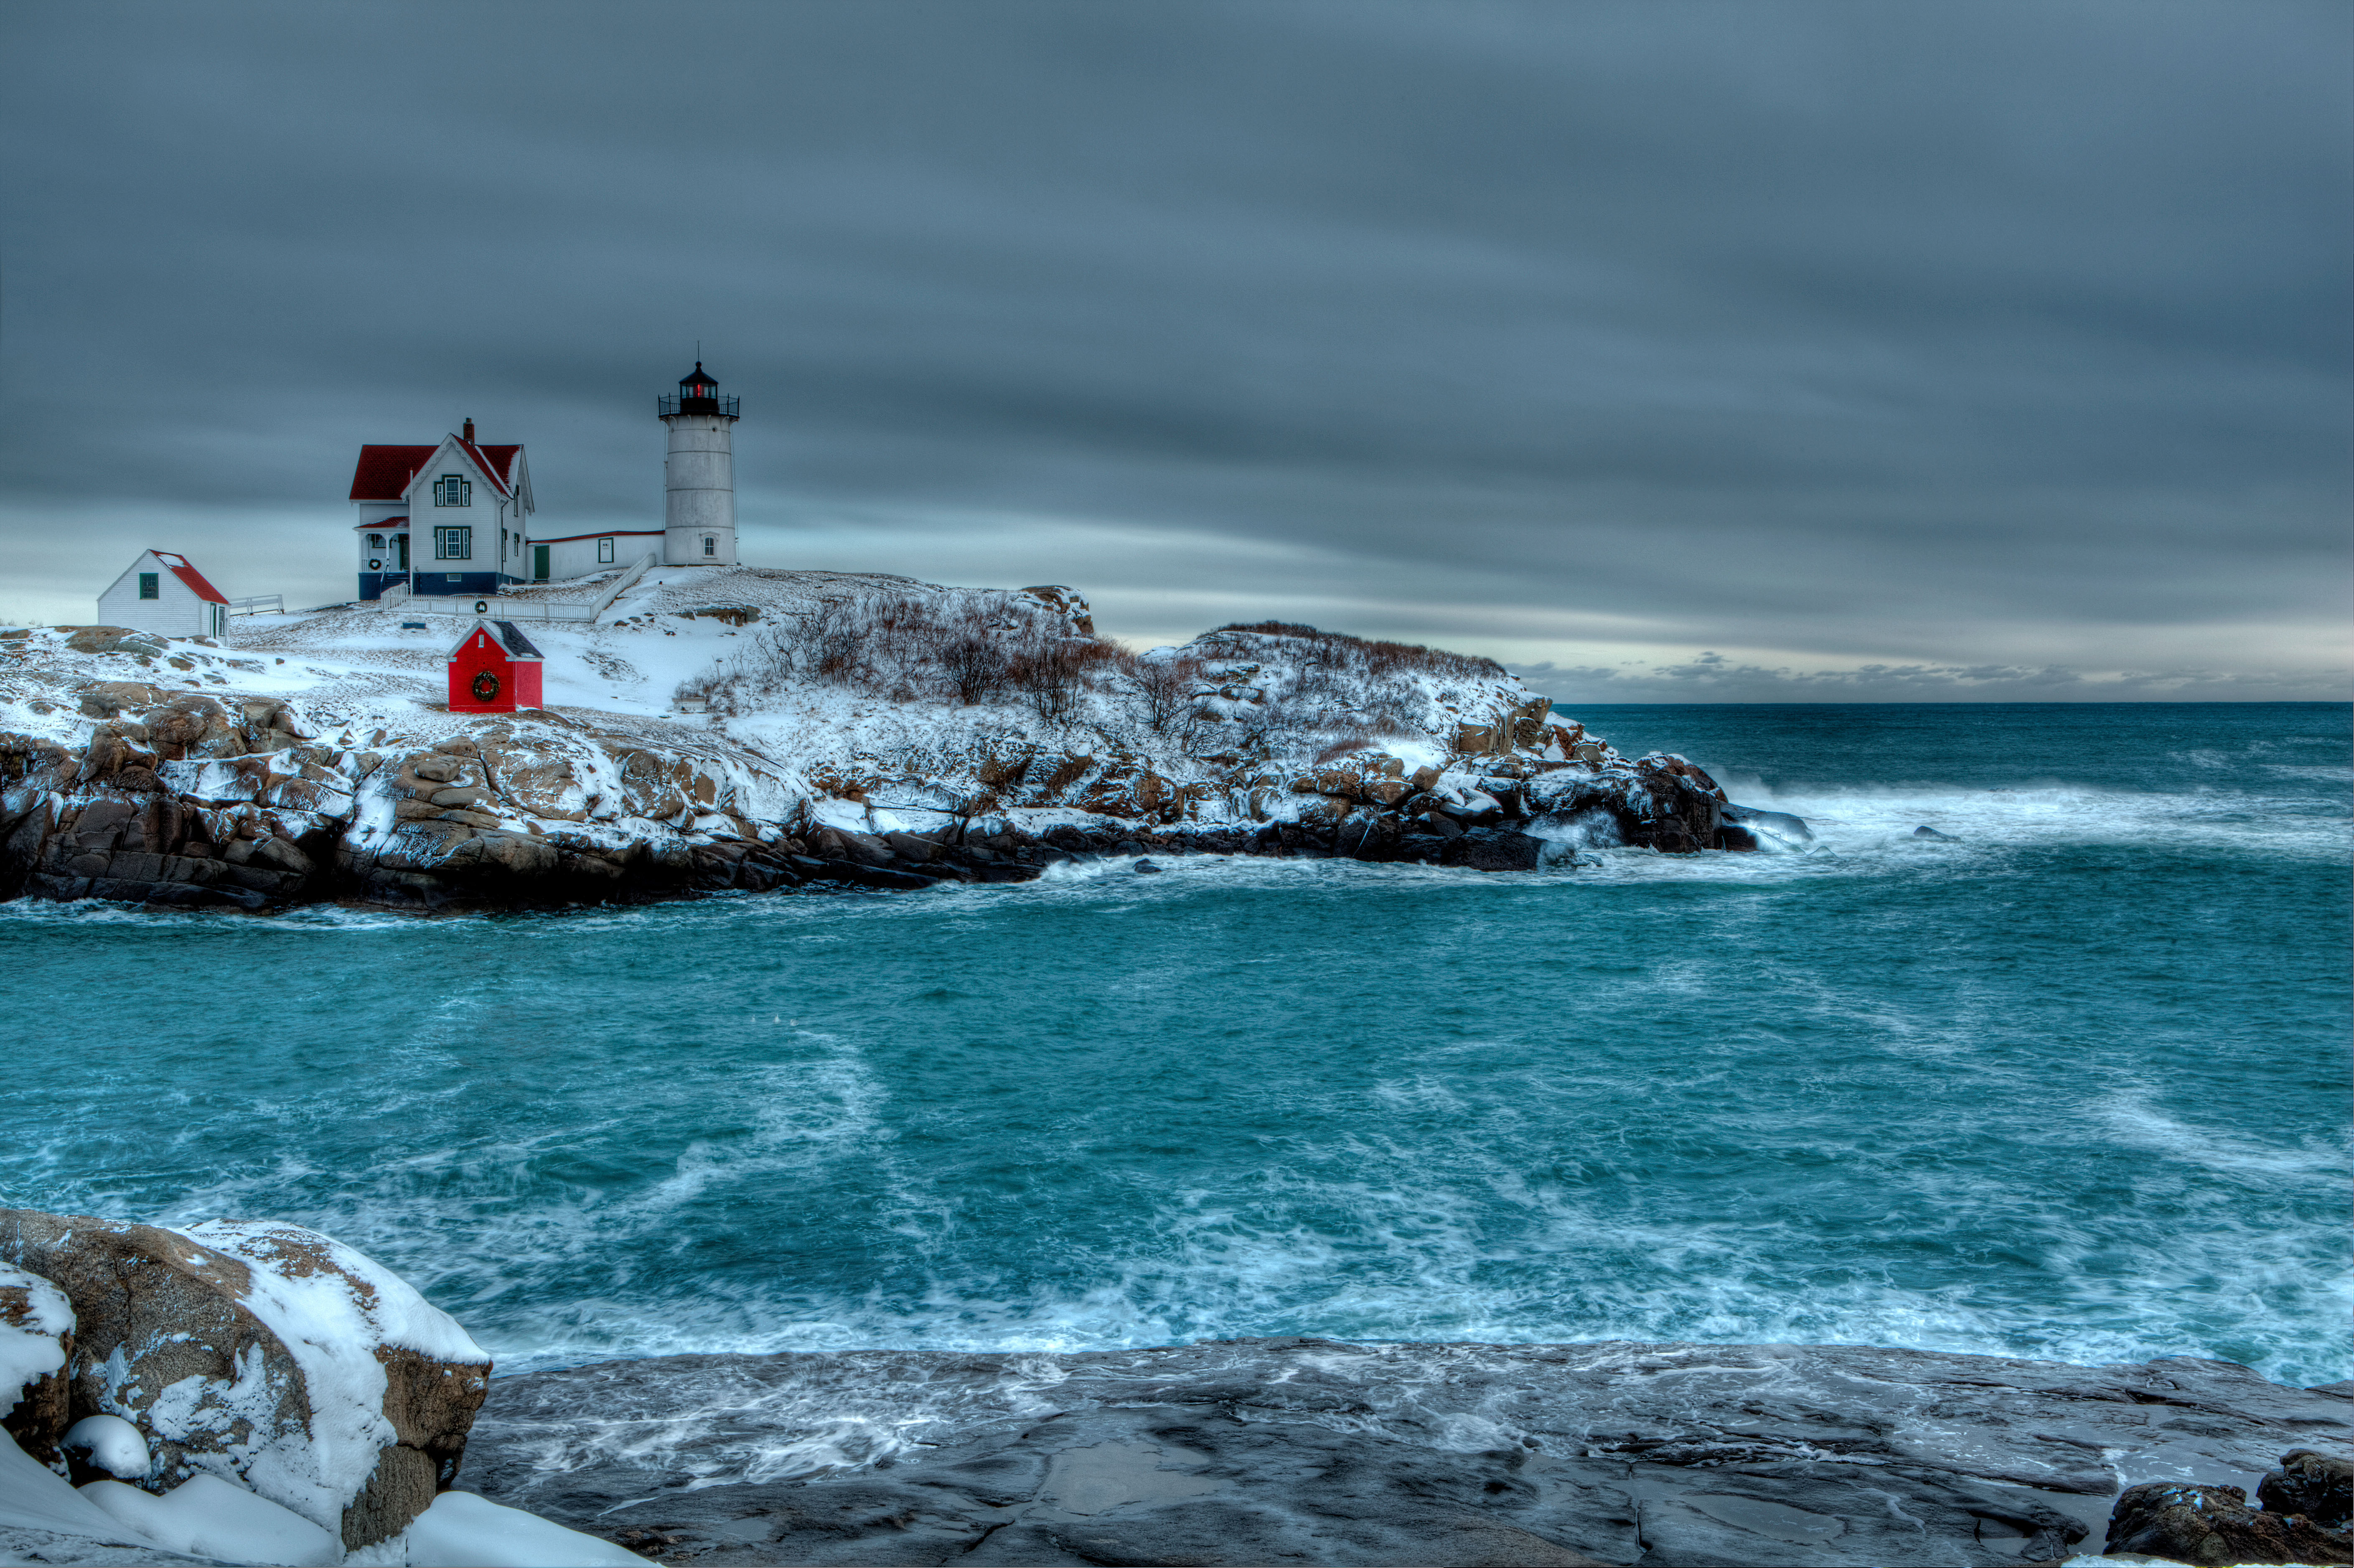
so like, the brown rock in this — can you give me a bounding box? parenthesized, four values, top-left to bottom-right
(2106, 1480, 2347, 1565)
(64, 627, 168, 658)
(76, 681, 166, 717)
(0, 1209, 490, 1550)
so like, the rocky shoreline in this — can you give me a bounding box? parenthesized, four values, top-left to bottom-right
(5, 1207, 2348, 1566)
(441, 1338, 2354, 1566)
(1, 592, 1811, 914)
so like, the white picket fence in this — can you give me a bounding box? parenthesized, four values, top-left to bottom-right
(368, 554, 656, 623)
(226, 595, 284, 616)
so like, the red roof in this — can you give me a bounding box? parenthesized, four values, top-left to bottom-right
(350, 445, 439, 501)
(150, 551, 226, 604)
(467, 442, 520, 497)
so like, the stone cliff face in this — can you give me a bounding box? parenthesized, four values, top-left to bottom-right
(0, 596, 1774, 913)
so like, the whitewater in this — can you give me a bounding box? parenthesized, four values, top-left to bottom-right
(4, 701, 2345, 1408)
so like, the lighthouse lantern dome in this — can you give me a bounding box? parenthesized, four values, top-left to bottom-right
(660, 361, 737, 419)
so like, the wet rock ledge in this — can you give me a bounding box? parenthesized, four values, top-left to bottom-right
(462, 1338, 2351, 1566)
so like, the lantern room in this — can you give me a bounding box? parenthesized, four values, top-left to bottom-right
(447, 619, 544, 713)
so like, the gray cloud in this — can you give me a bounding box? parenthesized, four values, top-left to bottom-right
(1, 1, 2346, 695)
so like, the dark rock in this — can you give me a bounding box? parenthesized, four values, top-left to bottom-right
(1450, 829, 1546, 872)
(882, 832, 938, 863)
(458, 1340, 2353, 1568)
(2259, 1447, 2351, 1527)
(1913, 825, 1954, 840)
(1133, 859, 1163, 874)
(1721, 803, 1813, 844)
(2106, 1480, 2347, 1565)
(807, 860, 936, 892)
(1112, 840, 1146, 857)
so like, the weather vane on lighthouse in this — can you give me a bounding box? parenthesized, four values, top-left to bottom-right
(658, 355, 740, 566)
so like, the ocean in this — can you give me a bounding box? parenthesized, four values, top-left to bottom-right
(5, 702, 2347, 1392)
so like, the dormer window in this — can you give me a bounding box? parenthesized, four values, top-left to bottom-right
(434, 475, 472, 507)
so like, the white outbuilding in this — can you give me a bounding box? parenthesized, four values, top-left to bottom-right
(97, 550, 229, 638)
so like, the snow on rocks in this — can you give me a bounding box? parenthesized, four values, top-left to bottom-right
(3, 569, 1801, 910)
(0, 1209, 491, 1551)
(1, 1263, 73, 1471)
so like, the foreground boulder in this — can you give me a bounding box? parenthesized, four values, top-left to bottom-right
(0, 1209, 491, 1550)
(2106, 1475, 2348, 1565)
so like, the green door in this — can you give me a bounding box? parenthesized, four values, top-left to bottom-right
(533, 544, 549, 581)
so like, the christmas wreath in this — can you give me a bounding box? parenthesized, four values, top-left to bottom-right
(471, 670, 501, 703)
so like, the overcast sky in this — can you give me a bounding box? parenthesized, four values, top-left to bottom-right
(3, 1, 2346, 700)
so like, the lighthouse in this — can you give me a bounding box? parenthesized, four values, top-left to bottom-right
(659, 362, 739, 567)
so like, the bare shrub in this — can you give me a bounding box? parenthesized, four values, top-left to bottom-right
(1127, 654, 1205, 734)
(699, 587, 1124, 724)
(1212, 621, 1504, 680)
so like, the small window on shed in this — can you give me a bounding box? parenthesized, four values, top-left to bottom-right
(138, 572, 159, 599)
(597, 537, 615, 564)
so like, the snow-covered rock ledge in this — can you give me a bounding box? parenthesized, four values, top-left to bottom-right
(1, 571, 1809, 913)
(0, 1207, 645, 1567)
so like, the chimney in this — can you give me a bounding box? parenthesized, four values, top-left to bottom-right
(462, 418, 475, 443)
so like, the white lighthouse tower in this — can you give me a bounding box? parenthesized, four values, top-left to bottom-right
(659, 361, 739, 566)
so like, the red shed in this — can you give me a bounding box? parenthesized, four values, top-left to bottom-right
(447, 619, 544, 713)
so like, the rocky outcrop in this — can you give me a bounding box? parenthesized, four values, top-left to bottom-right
(2105, 1475, 2348, 1565)
(458, 1339, 2353, 1567)
(0, 1210, 491, 1550)
(3, 607, 1804, 912)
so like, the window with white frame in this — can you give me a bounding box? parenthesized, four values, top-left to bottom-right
(367, 533, 384, 549)
(702, 535, 716, 557)
(433, 475, 471, 507)
(435, 526, 473, 560)
(597, 538, 615, 564)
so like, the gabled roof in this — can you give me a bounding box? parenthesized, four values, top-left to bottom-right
(446, 618, 544, 662)
(492, 620, 543, 658)
(470, 443, 522, 491)
(351, 436, 523, 503)
(452, 436, 514, 500)
(148, 550, 227, 604)
(351, 445, 439, 501)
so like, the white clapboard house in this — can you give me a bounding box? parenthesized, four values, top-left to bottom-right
(98, 551, 230, 638)
(348, 420, 542, 602)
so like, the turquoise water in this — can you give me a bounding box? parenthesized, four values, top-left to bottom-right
(5, 704, 2347, 1386)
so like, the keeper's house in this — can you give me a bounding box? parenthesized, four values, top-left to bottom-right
(99, 550, 229, 638)
(349, 420, 538, 601)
